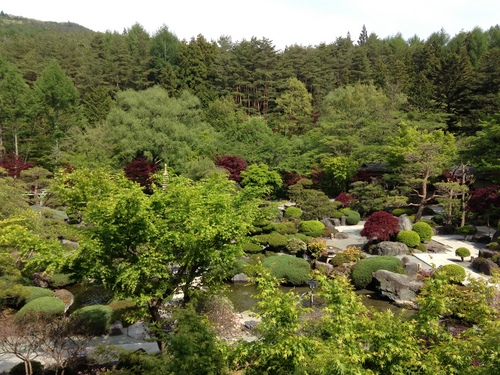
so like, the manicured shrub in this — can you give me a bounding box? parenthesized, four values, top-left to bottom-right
(266, 232, 289, 251)
(391, 208, 414, 217)
(262, 255, 311, 285)
(397, 230, 421, 248)
(292, 233, 309, 243)
(435, 264, 466, 284)
(283, 206, 302, 220)
(15, 296, 65, 323)
(331, 211, 344, 219)
(351, 256, 405, 289)
(360, 211, 400, 241)
(307, 238, 327, 258)
(70, 304, 115, 336)
(412, 221, 433, 242)
(299, 220, 325, 237)
(335, 192, 354, 208)
(457, 225, 477, 240)
(455, 247, 471, 262)
(330, 253, 352, 267)
(108, 300, 136, 327)
(416, 243, 427, 252)
(243, 242, 263, 254)
(489, 242, 500, 250)
(342, 246, 364, 262)
(24, 286, 55, 304)
(343, 209, 361, 225)
(273, 221, 298, 235)
(9, 360, 43, 375)
(286, 237, 307, 255)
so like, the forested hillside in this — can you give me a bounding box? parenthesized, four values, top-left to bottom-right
(1, 11, 499, 191)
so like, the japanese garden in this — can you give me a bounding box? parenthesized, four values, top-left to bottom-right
(2, 11, 500, 374)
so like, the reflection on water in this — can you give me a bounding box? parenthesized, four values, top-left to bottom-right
(226, 282, 416, 318)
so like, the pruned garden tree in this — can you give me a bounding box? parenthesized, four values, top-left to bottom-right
(387, 123, 457, 221)
(360, 211, 400, 241)
(54, 169, 259, 352)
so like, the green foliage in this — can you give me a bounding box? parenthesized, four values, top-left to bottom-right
(285, 237, 307, 255)
(412, 221, 434, 242)
(455, 247, 471, 261)
(8, 360, 43, 375)
(307, 238, 327, 258)
(70, 304, 115, 336)
(416, 243, 427, 252)
(457, 225, 477, 239)
(262, 255, 311, 285)
(251, 232, 288, 251)
(24, 286, 54, 303)
(242, 242, 263, 254)
(108, 300, 137, 326)
(392, 207, 414, 216)
(292, 233, 309, 243)
(240, 163, 283, 198)
(273, 221, 298, 235)
(15, 296, 65, 322)
(298, 220, 325, 237)
(288, 179, 339, 220)
(343, 209, 361, 225)
(48, 273, 75, 288)
(397, 230, 421, 247)
(435, 264, 466, 284)
(330, 253, 352, 267)
(351, 256, 405, 289)
(283, 206, 302, 220)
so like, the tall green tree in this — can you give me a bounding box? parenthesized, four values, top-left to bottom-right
(275, 77, 313, 135)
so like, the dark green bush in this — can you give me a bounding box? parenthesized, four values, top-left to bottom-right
(458, 225, 477, 240)
(49, 273, 75, 288)
(432, 215, 445, 225)
(391, 208, 414, 217)
(412, 222, 433, 242)
(9, 360, 43, 375)
(70, 304, 115, 336)
(344, 210, 361, 225)
(266, 232, 289, 251)
(299, 220, 325, 237)
(292, 233, 309, 243)
(331, 211, 344, 219)
(435, 264, 466, 284)
(351, 256, 405, 289)
(15, 296, 65, 323)
(455, 247, 471, 261)
(243, 242, 263, 254)
(331, 201, 343, 210)
(24, 286, 55, 303)
(283, 206, 302, 220)
(273, 221, 298, 235)
(396, 230, 421, 248)
(489, 242, 500, 250)
(262, 255, 311, 285)
(421, 219, 438, 228)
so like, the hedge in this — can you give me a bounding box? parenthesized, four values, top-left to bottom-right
(70, 304, 115, 336)
(351, 256, 404, 289)
(412, 222, 433, 242)
(391, 208, 414, 217)
(273, 221, 298, 235)
(262, 255, 311, 285)
(242, 242, 263, 254)
(299, 220, 325, 237)
(15, 296, 65, 323)
(396, 230, 421, 248)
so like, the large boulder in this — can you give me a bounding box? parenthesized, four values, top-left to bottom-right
(472, 258, 499, 276)
(425, 241, 448, 253)
(334, 232, 349, 239)
(372, 270, 424, 302)
(314, 260, 334, 276)
(54, 289, 74, 313)
(321, 218, 336, 231)
(399, 215, 413, 231)
(478, 249, 498, 259)
(32, 272, 51, 288)
(373, 241, 409, 256)
(492, 230, 500, 243)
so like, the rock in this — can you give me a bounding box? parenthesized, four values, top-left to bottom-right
(243, 320, 259, 330)
(314, 260, 334, 276)
(127, 322, 147, 339)
(492, 230, 500, 243)
(472, 234, 491, 244)
(372, 270, 424, 302)
(340, 216, 347, 226)
(478, 249, 498, 259)
(404, 262, 421, 278)
(321, 218, 336, 230)
(332, 218, 341, 227)
(32, 272, 51, 288)
(425, 241, 449, 253)
(109, 320, 124, 336)
(334, 232, 349, 239)
(54, 289, 74, 313)
(399, 214, 413, 231)
(232, 273, 249, 282)
(401, 256, 411, 266)
(373, 241, 409, 256)
(472, 258, 499, 276)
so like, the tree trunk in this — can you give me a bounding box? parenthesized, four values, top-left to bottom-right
(148, 301, 166, 353)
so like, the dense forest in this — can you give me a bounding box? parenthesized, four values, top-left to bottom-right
(2, 11, 500, 375)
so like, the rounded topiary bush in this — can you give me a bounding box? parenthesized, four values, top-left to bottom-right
(343, 209, 361, 225)
(24, 286, 55, 304)
(396, 230, 421, 248)
(283, 206, 302, 220)
(351, 256, 404, 289)
(273, 221, 298, 235)
(392, 208, 414, 217)
(292, 233, 309, 243)
(15, 296, 65, 323)
(9, 360, 43, 375)
(266, 232, 289, 251)
(435, 264, 466, 284)
(242, 242, 263, 254)
(299, 220, 325, 237)
(262, 255, 311, 285)
(70, 304, 115, 336)
(286, 237, 307, 255)
(455, 247, 471, 262)
(412, 221, 433, 242)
